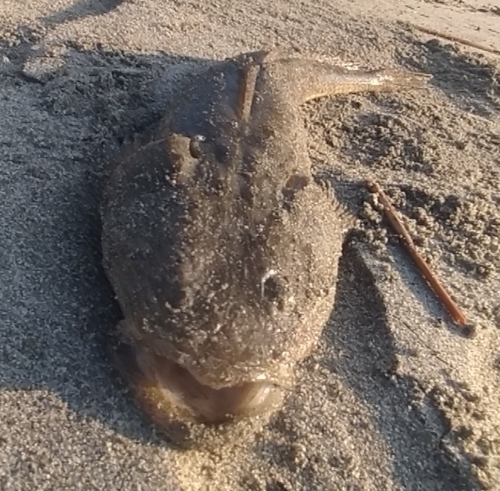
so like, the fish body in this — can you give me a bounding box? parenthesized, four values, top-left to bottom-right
(101, 50, 429, 440)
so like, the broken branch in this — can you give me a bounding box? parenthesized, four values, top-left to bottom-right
(366, 179, 467, 327)
(410, 24, 500, 57)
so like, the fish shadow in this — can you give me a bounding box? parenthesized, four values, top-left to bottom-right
(0, 12, 214, 447)
(321, 240, 480, 490)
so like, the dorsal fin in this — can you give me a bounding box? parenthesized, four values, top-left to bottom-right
(236, 62, 260, 122)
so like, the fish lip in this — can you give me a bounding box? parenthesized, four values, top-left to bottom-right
(129, 343, 284, 425)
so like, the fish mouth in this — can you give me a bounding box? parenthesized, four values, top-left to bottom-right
(114, 342, 283, 427)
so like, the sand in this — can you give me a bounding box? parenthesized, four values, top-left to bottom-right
(0, 0, 499, 490)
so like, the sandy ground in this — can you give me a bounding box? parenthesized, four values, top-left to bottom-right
(1, 0, 500, 490)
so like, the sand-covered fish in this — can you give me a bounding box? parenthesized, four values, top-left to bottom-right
(101, 50, 429, 444)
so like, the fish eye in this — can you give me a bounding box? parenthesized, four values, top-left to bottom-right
(189, 134, 206, 158)
(214, 141, 231, 163)
(282, 174, 309, 210)
(261, 270, 285, 309)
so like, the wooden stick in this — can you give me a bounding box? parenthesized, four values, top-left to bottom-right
(410, 24, 500, 57)
(366, 179, 467, 327)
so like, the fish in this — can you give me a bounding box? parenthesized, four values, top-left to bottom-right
(100, 50, 429, 444)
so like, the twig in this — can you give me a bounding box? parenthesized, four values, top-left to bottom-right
(366, 179, 467, 327)
(410, 24, 500, 57)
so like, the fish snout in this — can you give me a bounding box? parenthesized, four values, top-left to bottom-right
(120, 343, 283, 426)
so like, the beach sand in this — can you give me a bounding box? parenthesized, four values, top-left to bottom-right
(1, 0, 499, 489)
